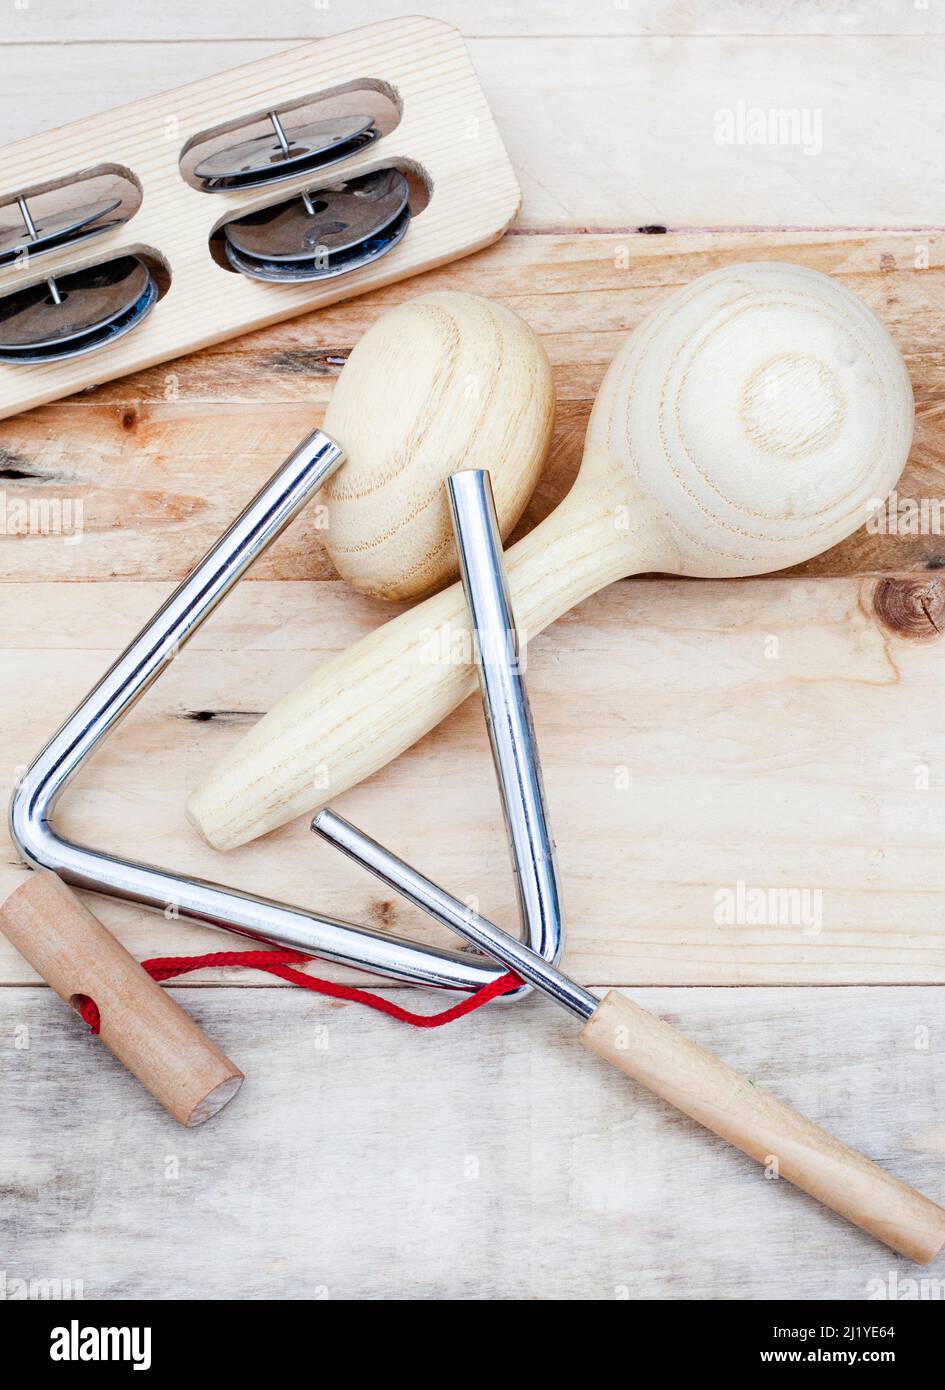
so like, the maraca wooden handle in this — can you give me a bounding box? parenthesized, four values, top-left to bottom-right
(0, 871, 243, 1127)
(187, 468, 672, 850)
(581, 991, 945, 1264)
(188, 263, 914, 852)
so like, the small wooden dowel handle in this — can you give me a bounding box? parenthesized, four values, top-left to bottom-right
(0, 871, 243, 1127)
(581, 990, 945, 1264)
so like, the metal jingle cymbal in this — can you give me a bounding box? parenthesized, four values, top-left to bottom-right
(0, 256, 156, 361)
(195, 113, 377, 190)
(223, 168, 410, 264)
(200, 129, 378, 193)
(0, 274, 158, 365)
(0, 196, 122, 266)
(224, 201, 410, 284)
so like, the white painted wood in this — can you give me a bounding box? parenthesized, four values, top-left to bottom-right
(5, 1, 945, 42)
(2, 576, 944, 988)
(2, 32, 943, 226)
(1, 983, 942, 1298)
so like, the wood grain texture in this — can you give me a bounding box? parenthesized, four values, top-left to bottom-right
(3, 10, 945, 1300)
(2, 575, 944, 987)
(0, 871, 243, 1126)
(2, 983, 943, 1298)
(4, 23, 945, 227)
(0, 17, 521, 418)
(321, 290, 555, 600)
(187, 260, 916, 849)
(581, 989, 945, 1263)
(2, 230, 943, 584)
(9, 1, 945, 42)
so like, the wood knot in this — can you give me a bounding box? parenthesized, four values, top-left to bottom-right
(120, 407, 139, 432)
(872, 578, 945, 640)
(369, 899, 396, 928)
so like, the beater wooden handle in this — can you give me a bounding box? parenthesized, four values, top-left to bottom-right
(581, 990, 945, 1264)
(0, 871, 243, 1127)
(187, 469, 674, 849)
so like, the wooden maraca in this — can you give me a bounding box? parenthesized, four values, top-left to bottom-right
(188, 262, 914, 850)
(321, 288, 555, 602)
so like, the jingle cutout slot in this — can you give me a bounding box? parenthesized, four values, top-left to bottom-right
(0, 166, 141, 270)
(0, 196, 122, 267)
(180, 81, 401, 195)
(0, 251, 165, 365)
(195, 112, 379, 192)
(220, 167, 412, 284)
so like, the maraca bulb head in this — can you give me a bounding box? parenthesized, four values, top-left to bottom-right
(322, 291, 555, 601)
(590, 262, 914, 578)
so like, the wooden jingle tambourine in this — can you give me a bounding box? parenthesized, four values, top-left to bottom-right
(0, 16, 521, 418)
(0, 124, 412, 363)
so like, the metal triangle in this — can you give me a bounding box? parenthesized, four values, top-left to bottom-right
(315, 468, 567, 998)
(8, 434, 559, 996)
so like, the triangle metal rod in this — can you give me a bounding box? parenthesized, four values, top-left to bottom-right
(8, 430, 533, 992)
(444, 468, 563, 972)
(314, 467, 568, 999)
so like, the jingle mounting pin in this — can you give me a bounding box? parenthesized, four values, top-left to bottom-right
(0, 184, 155, 365)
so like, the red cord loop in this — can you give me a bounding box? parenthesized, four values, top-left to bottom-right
(76, 949, 521, 1035)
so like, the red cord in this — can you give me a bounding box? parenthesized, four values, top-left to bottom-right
(75, 949, 522, 1035)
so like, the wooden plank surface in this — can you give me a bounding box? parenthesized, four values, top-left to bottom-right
(2, 230, 944, 582)
(2, 983, 943, 1299)
(9, 2, 945, 41)
(3, 6, 945, 1301)
(2, 571, 944, 988)
(2, 231, 944, 989)
(3, 22, 945, 226)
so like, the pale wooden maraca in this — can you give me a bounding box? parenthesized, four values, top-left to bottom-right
(188, 262, 914, 850)
(322, 289, 555, 601)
